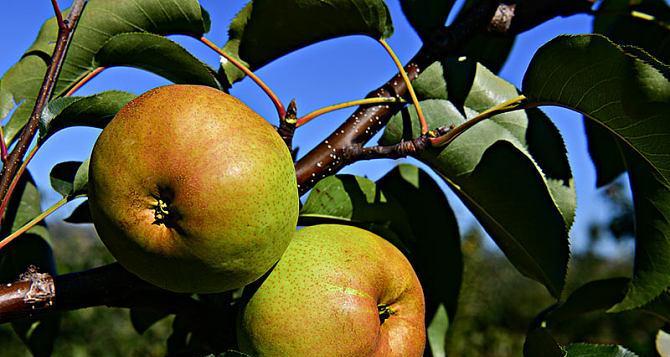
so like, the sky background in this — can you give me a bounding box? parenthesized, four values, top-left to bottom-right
(0, 0, 633, 256)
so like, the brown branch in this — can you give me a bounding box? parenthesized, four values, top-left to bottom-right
(0, 0, 86, 222)
(278, 99, 297, 154)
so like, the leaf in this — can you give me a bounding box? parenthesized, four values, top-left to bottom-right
(584, 120, 627, 187)
(400, 0, 455, 37)
(130, 308, 170, 335)
(220, 0, 393, 84)
(412, 60, 576, 228)
(523, 34, 670, 310)
(382, 100, 570, 298)
(0, 175, 59, 357)
(546, 278, 629, 325)
(426, 304, 449, 357)
(657, 330, 670, 356)
(523, 328, 565, 357)
(94, 33, 222, 89)
(377, 164, 462, 322)
(63, 200, 92, 224)
(564, 343, 637, 357)
(1, 0, 209, 144)
(40, 91, 135, 143)
(49, 160, 89, 198)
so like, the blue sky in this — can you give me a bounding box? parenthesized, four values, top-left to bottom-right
(0, 0, 631, 255)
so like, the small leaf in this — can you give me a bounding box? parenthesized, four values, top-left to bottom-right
(426, 304, 449, 357)
(523, 34, 670, 310)
(564, 343, 637, 357)
(63, 200, 92, 224)
(221, 0, 393, 83)
(130, 308, 170, 335)
(523, 328, 565, 357)
(39, 91, 136, 143)
(94, 33, 222, 89)
(49, 160, 88, 198)
(400, 0, 455, 37)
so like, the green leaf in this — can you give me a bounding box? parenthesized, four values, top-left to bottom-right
(49, 160, 89, 198)
(0, 175, 49, 241)
(642, 290, 670, 322)
(377, 164, 462, 322)
(221, 0, 393, 83)
(426, 304, 449, 357)
(523, 328, 565, 357)
(130, 308, 170, 335)
(382, 100, 570, 298)
(523, 34, 670, 310)
(94, 33, 222, 89)
(400, 0, 455, 37)
(564, 343, 637, 357)
(1, 0, 209, 144)
(63, 200, 92, 224)
(584, 121, 626, 187)
(546, 278, 629, 324)
(657, 330, 670, 356)
(40, 91, 135, 143)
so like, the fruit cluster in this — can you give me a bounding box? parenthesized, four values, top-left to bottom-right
(88, 85, 425, 356)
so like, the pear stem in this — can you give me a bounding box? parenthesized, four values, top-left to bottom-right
(64, 66, 105, 97)
(296, 97, 404, 127)
(377, 38, 428, 135)
(199, 36, 286, 119)
(0, 196, 68, 251)
(429, 95, 527, 147)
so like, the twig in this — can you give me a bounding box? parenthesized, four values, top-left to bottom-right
(0, 0, 86, 222)
(340, 126, 453, 162)
(0, 127, 7, 164)
(50, 0, 65, 30)
(278, 99, 297, 152)
(199, 36, 286, 120)
(0, 144, 40, 223)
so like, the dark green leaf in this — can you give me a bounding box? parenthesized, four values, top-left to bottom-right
(564, 343, 637, 357)
(94, 33, 222, 89)
(400, 0, 455, 37)
(63, 200, 92, 224)
(546, 278, 629, 325)
(40, 91, 135, 143)
(49, 160, 89, 198)
(382, 100, 570, 298)
(523, 34, 670, 310)
(221, 0, 393, 83)
(1, 0, 209, 144)
(584, 120, 626, 187)
(523, 328, 565, 357)
(130, 308, 170, 335)
(642, 291, 670, 322)
(377, 164, 462, 322)
(0, 175, 49, 241)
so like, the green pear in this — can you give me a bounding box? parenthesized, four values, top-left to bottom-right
(88, 84, 298, 293)
(238, 224, 426, 356)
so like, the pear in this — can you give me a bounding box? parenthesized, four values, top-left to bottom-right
(238, 224, 426, 356)
(88, 84, 298, 293)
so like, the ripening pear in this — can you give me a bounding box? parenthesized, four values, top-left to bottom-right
(88, 84, 298, 293)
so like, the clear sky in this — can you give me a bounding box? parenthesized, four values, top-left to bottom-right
(0, 0, 631, 256)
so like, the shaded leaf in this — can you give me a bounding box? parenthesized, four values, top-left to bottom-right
(130, 308, 170, 335)
(523, 34, 670, 310)
(49, 160, 89, 198)
(546, 278, 629, 324)
(377, 164, 462, 322)
(221, 0, 393, 83)
(63, 200, 92, 224)
(524, 328, 565, 357)
(400, 0, 455, 37)
(565, 343, 637, 357)
(383, 100, 570, 298)
(1, 175, 49, 241)
(40, 91, 135, 143)
(584, 121, 626, 187)
(1, 0, 209, 144)
(94, 33, 222, 89)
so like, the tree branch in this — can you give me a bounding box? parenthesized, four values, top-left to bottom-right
(0, 0, 86, 222)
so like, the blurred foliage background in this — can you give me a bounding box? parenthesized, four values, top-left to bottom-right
(0, 179, 665, 356)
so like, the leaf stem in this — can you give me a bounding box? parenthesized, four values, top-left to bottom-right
(430, 95, 527, 147)
(296, 97, 404, 127)
(378, 38, 428, 134)
(0, 127, 7, 163)
(50, 0, 65, 30)
(64, 66, 105, 97)
(199, 36, 286, 119)
(0, 196, 67, 251)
